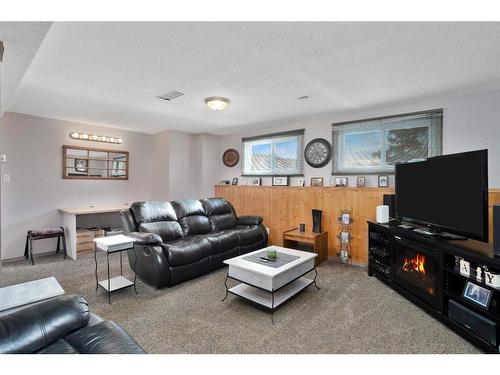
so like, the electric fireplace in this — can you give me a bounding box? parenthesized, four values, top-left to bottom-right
(392, 240, 439, 307)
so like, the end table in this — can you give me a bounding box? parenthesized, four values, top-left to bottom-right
(94, 235, 137, 304)
(283, 228, 328, 266)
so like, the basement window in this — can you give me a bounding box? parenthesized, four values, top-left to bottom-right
(332, 110, 443, 174)
(242, 129, 305, 176)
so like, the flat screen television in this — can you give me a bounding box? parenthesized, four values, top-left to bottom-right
(395, 149, 488, 242)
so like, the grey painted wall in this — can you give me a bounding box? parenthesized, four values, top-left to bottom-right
(0, 113, 153, 260)
(219, 88, 500, 188)
(150, 131, 221, 201)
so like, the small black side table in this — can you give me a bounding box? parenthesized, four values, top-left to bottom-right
(94, 235, 137, 304)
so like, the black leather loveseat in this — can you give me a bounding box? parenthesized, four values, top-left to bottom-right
(120, 197, 268, 288)
(0, 295, 145, 354)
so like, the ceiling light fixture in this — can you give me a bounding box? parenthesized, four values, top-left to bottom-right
(69, 132, 123, 144)
(205, 96, 230, 111)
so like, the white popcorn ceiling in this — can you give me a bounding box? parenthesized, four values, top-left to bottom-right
(5, 22, 500, 135)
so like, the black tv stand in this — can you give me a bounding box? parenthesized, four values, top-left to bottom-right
(368, 221, 500, 353)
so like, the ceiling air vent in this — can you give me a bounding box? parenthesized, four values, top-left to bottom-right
(157, 90, 185, 101)
(289, 95, 310, 102)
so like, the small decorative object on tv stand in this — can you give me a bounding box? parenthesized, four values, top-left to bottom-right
(337, 209, 353, 266)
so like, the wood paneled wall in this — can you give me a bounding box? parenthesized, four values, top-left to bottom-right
(215, 185, 393, 265)
(215, 186, 500, 265)
(489, 189, 500, 243)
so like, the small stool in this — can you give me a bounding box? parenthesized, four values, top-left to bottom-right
(24, 227, 67, 265)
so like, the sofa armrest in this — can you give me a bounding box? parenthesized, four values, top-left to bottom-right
(237, 215, 263, 226)
(128, 232, 163, 246)
(0, 295, 90, 354)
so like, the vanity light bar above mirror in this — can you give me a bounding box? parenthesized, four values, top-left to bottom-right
(69, 132, 123, 144)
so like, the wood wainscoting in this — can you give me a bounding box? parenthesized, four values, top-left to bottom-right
(489, 189, 500, 243)
(215, 186, 500, 266)
(215, 185, 393, 265)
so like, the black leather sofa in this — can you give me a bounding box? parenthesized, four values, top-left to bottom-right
(0, 295, 145, 354)
(121, 197, 268, 288)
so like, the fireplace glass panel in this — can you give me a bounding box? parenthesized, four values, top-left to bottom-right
(394, 245, 437, 297)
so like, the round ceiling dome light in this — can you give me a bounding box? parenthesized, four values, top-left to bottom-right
(205, 96, 230, 111)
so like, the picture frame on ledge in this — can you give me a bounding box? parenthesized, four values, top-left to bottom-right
(463, 281, 492, 309)
(251, 177, 261, 186)
(378, 175, 389, 187)
(272, 176, 289, 186)
(310, 177, 324, 187)
(357, 176, 365, 187)
(231, 178, 238, 185)
(333, 176, 348, 187)
(296, 178, 305, 187)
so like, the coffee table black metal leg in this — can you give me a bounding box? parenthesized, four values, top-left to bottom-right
(313, 267, 320, 290)
(94, 247, 99, 292)
(222, 273, 229, 302)
(271, 291, 275, 324)
(107, 252, 111, 304)
(133, 247, 138, 294)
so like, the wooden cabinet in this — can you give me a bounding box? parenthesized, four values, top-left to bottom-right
(283, 228, 328, 266)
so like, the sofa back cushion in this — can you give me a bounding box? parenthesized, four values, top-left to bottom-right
(171, 199, 212, 236)
(200, 198, 237, 231)
(130, 201, 183, 242)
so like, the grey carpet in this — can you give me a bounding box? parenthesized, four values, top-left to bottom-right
(0, 252, 480, 353)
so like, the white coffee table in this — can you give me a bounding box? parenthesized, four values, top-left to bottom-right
(94, 234, 137, 304)
(0, 277, 65, 314)
(222, 246, 319, 322)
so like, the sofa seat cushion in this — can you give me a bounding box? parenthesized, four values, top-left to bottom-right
(161, 236, 212, 267)
(235, 226, 266, 246)
(37, 339, 79, 354)
(63, 320, 145, 354)
(202, 230, 239, 254)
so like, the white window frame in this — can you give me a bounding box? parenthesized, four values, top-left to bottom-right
(332, 110, 443, 174)
(241, 129, 305, 176)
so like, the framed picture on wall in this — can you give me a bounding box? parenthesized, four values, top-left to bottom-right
(251, 177, 261, 186)
(357, 176, 365, 187)
(272, 176, 289, 186)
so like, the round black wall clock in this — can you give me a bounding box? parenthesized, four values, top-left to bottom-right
(304, 138, 333, 168)
(222, 149, 240, 167)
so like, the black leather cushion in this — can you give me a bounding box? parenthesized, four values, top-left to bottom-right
(131, 201, 184, 242)
(202, 230, 239, 254)
(161, 236, 212, 267)
(171, 199, 212, 236)
(235, 226, 266, 246)
(120, 210, 138, 233)
(201, 198, 237, 231)
(237, 215, 263, 226)
(63, 320, 145, 354)
(0, 295, 90, 354)
(37, 339, 79, 354)
(131, 201, 178, 223)
(139, 222, 183, 242)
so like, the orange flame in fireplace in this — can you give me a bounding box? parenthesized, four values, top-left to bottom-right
(402, 254, 426, 274)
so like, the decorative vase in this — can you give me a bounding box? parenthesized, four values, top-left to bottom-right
(267, 248, 277, 261)
(312, 209, 322, 233)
